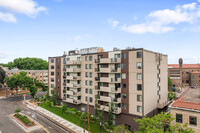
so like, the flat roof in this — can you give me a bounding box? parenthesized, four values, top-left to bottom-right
(170, 88, 200, 111)
(6, 70, 48, 72)
(168, 64, 200, 69)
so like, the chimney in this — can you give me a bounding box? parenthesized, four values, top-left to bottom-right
(179, 58, 183, 68)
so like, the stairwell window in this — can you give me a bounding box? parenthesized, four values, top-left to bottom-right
(137, 62, 142, 69)
(137, 52, 142, 58)
(137, 73, 142, 80)
(176, 114, 182, 123)
(137, 105, 142, 113)
(122, 73, 126, 79)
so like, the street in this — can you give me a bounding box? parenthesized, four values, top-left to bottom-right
(0, 92, 69, 133)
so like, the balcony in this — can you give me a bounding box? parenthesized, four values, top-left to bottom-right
(66, 68, 81, 72)
(98, 105, 109, 112)
(65, 98, 81, 104)
(98, 68, 121, 73)
(98, 96, 112, 102)
(66, 76, 81, 80)
(114, 107, 122, 114)
(99, 77, 121, 83)
(113, 97, 121, 103)
(99, 86, 121, 93)
(99, 58, 121, 64)
(66, 60, 81, 65)
(66, 90, 81, 96)
(66, 83, 81, 88)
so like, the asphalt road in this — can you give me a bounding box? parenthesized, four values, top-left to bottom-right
(0, 92, 69, 133)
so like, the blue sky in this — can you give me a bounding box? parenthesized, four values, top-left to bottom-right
(0, 0, 200, 64)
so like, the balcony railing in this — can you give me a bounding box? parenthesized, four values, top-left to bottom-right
(99, 58, 121, 64)
(66, 60, 81, 65)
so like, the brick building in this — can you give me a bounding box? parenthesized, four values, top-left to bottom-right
(48, 47, 168, 132)
(168, 59, 200, 89)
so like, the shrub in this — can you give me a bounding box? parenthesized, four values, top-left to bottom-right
(15, 108, 21, 113)
(45, 99, 51, 107)
(61, 104, 67, 114)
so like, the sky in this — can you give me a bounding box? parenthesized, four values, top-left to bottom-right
(0, 0, 200, 64)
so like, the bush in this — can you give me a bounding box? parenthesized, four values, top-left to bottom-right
(61, 104, 67, 114)
(14, 113, 33, 126)
(15, 108, 21, 113)
(76, 111, 82, 117)
(45, 99, 51, 107)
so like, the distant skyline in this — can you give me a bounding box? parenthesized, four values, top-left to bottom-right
(0, 0, 200, 64)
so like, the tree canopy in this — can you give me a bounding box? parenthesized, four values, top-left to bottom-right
(135, 112, 194, 133)
(0, 67, 5, 84)
(1, 57, 48, 70)
(5, 71, 46, 97)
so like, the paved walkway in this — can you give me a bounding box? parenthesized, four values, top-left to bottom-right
(26, 101, 88, 133)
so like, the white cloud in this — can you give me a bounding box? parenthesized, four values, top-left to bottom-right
(122, 22, 174, 34)
(73, 34, 92, 41)
(198, 0, 200, 3)
(0, 12, 16, 23)
(122, 2, 200, 34)
(0, 0, 47, 17)
(108, 19, 119, 28)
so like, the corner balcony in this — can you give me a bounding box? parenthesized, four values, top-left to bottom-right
(114, 107, 122, 114)
(99, 86, 121, 93)
(98, 68, 121, 73)
(67, 90, 81, 96)
(66, 83, 81, 88)
(66, 76, 81, 80)
(99, 77, 121, 83)
(113, 97, 122, 103)
(98, 105, 109, 112)
(66, 98, 81, 105)
(66, 68, 81, 72)
(98, 96, 112, 103)
(66, 60, 81, 65)
(99, 58, 121, 64)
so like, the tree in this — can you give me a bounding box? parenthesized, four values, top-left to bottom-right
(168, 77, 173, 91)
(108, 101, 114, 130)
(51, 87, 57, 106)
(135, 112, 194, 133)
(94, 96, 99, 118)
(114, 125, 131, 133)
(168, 91, 176, 101)
(61, 104, 67, 114)
(2, 57, 48, 70)
(0, 67, 5, 85)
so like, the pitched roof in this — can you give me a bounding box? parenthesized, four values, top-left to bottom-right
(171, 97, 200, 110)
(168, 64, 200, 69)
(190, 71, 200, 74)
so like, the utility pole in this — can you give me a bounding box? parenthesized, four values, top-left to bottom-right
(87, 100, 90, 133)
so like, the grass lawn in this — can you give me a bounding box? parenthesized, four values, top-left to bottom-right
(39, 102, 109, 133)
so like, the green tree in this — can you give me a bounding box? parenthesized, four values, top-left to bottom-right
(135, 112, 194, 133)
(0, 67, 5, 85)
(61, 104, 67, 114)
(169, 123, 194, 133)
(51, 87, 57, 106)
(168, 91, 176, 101)
(94, 96, 99, 118)
(108, 101, 114, 130)
(168, 77, 173, 91)
(114, 125, 131, 133)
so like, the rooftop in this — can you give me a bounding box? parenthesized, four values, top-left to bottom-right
(171, 88, 200, 111)
(190, 71, 200, 74)
(168, 64, 200, 69)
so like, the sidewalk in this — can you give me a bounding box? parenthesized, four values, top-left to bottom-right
(26, 101, 88, 133)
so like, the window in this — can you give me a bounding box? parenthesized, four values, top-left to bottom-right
(85, 80, 88, 86)
(137, 52, 142, 58)
(85, 88, 88, 94)
(85, 96, 88, 101)
(57, 72, 59, 76)
(57, 78, 59, 82)
(176, 114, 182, 123)
(189, 116, 197, 126)
(89, 72, 92, 78)
(122, 53, 126, 59)
(85, 64, 88, 69)
(51, 59, 54, 63)
(137, 62, 142, 69)
(67, 58, 70, 61)
(51, 65, 54, 69)
(57, 59, 60, 62)
(51, 72, 54, 76)
(137, 73, 142, 80)
(89, 81, 93, 86)
(51, 84, 54, 88)
(122, 63, 126, 69)
(85, 56, 88, 61)
(137, 105, 142, 113)
(137, 84, 142, 91)
(122, 103, 126, 110)
(57, 65, 60, 69)
(122, 83, 126, 89)
(77, 57, 81, 61)
(51, 78, 54, 82)
(89, 64, 92, 69)
(122, 94, 126, 99)
(122, 73, 126, 79)
(77, 65, 81, 68)
(85, 72, 88, 77)
(89, 89, 93, 94)
(89, 97, 93, 102)
(89, 56, 92, 61)
(115, 54, 120, 58)
(137, 95, 142, 102)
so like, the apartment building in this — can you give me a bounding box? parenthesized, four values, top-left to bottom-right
(6, 69, 48, 87)
(168, 59, 200, 89)
(48, 47, 168, 132)
(169, 88, 200, 133)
